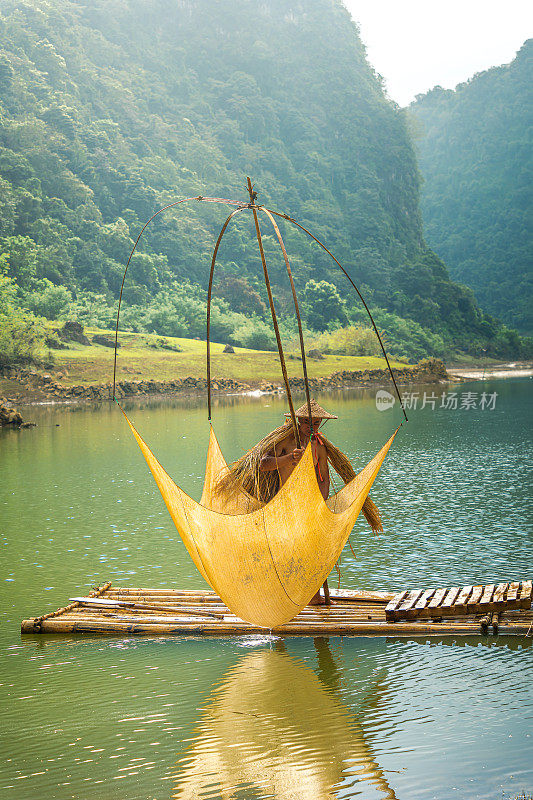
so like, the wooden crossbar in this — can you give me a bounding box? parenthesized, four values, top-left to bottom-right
(385, 579, 532, 621)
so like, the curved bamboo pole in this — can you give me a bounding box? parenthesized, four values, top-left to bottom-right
(246, 178, 300, 446)
(264, 208, 408, 422)
(206, 206, 249, 420)
(112, 183, 406, 428)
(260, 208, 313, 428)
(112, 195, 248, 399)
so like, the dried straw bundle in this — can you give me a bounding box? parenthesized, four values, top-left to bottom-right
(320, 433, 383, 534)
(215, 422, 383, 533)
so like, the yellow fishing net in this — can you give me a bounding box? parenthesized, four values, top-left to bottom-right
(122, 408, 399, 628)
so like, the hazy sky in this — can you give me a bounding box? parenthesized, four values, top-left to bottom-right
(343, 1, 532, 105)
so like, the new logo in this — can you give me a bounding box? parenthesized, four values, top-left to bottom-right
(375, 389, 395, 411)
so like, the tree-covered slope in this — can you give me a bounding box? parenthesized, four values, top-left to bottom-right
(0, 0, 527, 359)
(411, 40, 532, 334)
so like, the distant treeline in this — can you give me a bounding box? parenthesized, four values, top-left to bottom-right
(411, 40, 532, 335)
(0, 0, 530, 366)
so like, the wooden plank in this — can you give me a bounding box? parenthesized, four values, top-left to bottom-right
(454, 585, 473, 614)
(506, 582, 520, 603)
(493, 583, 507, 601)
(473, 582, 508, 614)
(428, 587, 447, 608)
(386, 590, 408, 610)
(493, 582, 508, 607)
(415, 588, 436, 610)
(467, 585, 484, 612)
(392, 587, 457, 620)
(519, 580, 532, 609)
(441, 587, 461, 609)
(385, 590, 408, 621)
(399, 590, 423, 610)
(396, 589, 424, 620)
(422, 587, 448, 618)
(479, 584, 495, 605)
(474, 582, 527, 614)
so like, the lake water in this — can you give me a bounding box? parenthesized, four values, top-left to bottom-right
(1, 379, 532, 799)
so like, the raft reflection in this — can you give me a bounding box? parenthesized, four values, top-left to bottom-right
(172, 639, 397, 799)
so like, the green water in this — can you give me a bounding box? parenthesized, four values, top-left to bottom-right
(1, 380, 532, 799)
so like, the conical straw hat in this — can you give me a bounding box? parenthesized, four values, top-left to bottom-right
(285, 399, 338, 420)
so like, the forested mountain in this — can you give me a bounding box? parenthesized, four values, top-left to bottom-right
(0, 0, 529, 360)
(411, 41, 532, 334)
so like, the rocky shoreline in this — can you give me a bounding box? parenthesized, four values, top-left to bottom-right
(1, 358, 452, 409)
(0, 397, 35, 428)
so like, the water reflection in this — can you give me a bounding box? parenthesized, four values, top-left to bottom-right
(2, 380, 532, 799)
(172, 640, 397, 799)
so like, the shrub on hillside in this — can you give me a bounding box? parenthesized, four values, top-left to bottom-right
(0, 270, 44, 367)
(23, 279, 72, 320)
(233, 318, 276, 351)
(310, 326, 381, 357)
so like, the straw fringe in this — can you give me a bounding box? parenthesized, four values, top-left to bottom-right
(215, 423, 383, 533)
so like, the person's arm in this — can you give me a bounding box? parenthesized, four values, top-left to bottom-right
(259, 446, 304, 472)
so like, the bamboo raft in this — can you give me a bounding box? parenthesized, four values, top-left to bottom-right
(21, 580, 533, 636)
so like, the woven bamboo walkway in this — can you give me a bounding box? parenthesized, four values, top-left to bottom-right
(386, 580, 532, 621)
(20, 580, 533, 636)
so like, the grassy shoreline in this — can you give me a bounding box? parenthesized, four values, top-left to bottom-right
(39, 326, 524, 384)
(45, 328, 413, 387)
(0, 328, 453, 406)
(6, 326, 530, 408)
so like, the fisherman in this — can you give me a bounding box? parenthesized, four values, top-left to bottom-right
(258, 399, 334, 501)
(215, 398, 384, 606)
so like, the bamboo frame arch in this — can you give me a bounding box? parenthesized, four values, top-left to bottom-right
(264, 206, 408, 421)
(112, 179, 408, 426)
